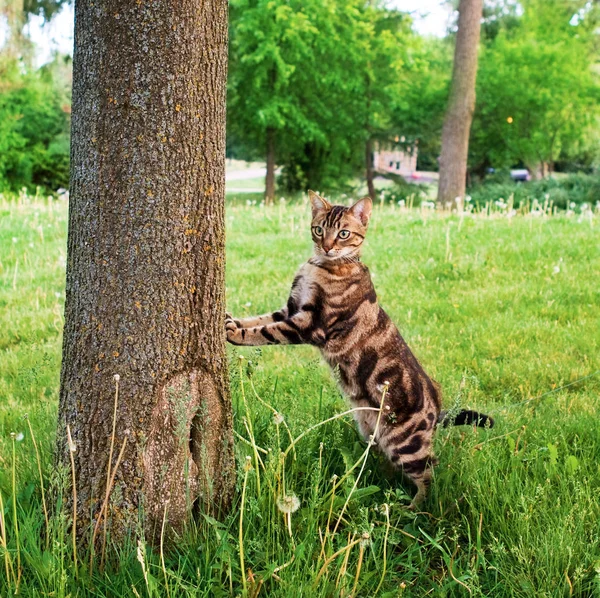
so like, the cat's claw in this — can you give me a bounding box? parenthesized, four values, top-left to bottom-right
(225, 313, 238, 333)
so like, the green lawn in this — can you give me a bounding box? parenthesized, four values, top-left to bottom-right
(1, 194, 600, 597)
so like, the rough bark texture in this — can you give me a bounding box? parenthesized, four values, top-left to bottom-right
(365, 137, 376, 201)
(437, 0, 483, 207)
(58, 0, 234, 543)
(265, 126, 276, 204)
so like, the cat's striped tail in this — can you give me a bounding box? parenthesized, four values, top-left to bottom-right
(438, 409, 494, 428)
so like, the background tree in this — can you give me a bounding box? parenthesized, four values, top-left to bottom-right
(228, 0, 322, 202)
(470, 0, 600, 177)
(390, 37, 452, 172)
(437, 0, 483, 205)
(57, 0, 234, 542)
(349, 6, 417, 199)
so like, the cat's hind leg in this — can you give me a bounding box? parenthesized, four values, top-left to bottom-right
(380, 426, 436, 508)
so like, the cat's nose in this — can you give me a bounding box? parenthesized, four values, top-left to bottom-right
(323, 244, 333, 253)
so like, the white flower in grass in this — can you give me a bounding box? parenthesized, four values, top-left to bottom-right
(277, 494, 300, 514)
(12, 237, 18, 243)
(360, 530, 372, 548)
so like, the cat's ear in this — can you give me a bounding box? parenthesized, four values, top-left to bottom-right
(349, 197, 372, 226)
(308, 190, 331, 217)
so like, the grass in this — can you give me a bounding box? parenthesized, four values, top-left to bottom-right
(1, 191, 600, 597)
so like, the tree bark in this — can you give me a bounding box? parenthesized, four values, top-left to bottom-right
(58, 0, 234, 544)
(437, 0, 483, 208)
(265, 126, 276, 204)
(365, 137, 376, 200)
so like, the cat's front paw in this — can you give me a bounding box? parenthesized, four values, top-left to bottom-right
(225, 313, 242, 345)
(225, 312, 239, 333)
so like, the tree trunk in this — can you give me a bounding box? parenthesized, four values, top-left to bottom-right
(265, 126, 276, 204)
(365, 137, 376, 200)
(58, 0, 234, 544)
(437, 0, 483, 208)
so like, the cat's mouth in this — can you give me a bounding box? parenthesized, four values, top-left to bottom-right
(314, 247, 360, 264)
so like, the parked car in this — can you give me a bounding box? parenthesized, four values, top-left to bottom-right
(509, 169, 531, 182)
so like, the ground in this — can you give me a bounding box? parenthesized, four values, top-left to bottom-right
(1, 192, 599, 597)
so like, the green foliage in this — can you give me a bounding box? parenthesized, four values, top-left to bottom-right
(468, 172, 600, 210)
(0, 55, 71, 192)
(471, 0, 600, 174)
(391, 37, 452, 171)
(228, 0, 425, 192)
(2, 195, 600, 596)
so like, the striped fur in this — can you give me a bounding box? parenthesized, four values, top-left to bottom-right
(226, 190, 493, 507)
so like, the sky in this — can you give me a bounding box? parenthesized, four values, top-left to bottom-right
(19, 0, 452, 67)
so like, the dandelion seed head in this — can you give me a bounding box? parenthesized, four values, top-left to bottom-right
(15, 432, 24, 442)
(273, 412, 285, 425)
(114, 373, 120, 382)
(277, 494, 300, 514)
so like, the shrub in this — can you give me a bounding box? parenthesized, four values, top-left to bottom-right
(468, 173, 600, 210)
(0, 57, 71, 193)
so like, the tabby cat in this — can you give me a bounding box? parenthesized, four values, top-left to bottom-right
(226, 191, 493, 506)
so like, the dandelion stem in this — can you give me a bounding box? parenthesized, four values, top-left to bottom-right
(374, 504, 390, 595)
(11, 433, 22, 591)
(90, 437, 128, 574)
(160, 503, 171, 598)
(66, 425, 78, 578)
(332, 385, 388, 536)
(233, 430, 268, 454)
(314, 537, 362, 586)
(249, 377, 296, 460)
(350, 540, 365, 597)
(25, 416, 49, 550)
(239, 357, 261, 496)
(0, 491, 16, 587)
(239, 458, 251, 596)
(282, 407, 380, 461)
(100, 374, 120, 570)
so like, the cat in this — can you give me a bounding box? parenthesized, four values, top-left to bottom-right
(225, 190, 493, 507)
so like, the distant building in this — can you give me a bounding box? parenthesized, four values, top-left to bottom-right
(372, 137, 418, 178)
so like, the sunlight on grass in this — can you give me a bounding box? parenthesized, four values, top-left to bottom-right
(1, 192, 599, 596)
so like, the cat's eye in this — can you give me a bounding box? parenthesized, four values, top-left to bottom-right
(338, 230, 351, 239)
(313, 226, 323, 236)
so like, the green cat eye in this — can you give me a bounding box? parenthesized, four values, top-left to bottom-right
(338, 230, 351, 239)
(313, 226, 323, 236)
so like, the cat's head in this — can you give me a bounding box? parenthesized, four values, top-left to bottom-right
(308, 190, 372, 263)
